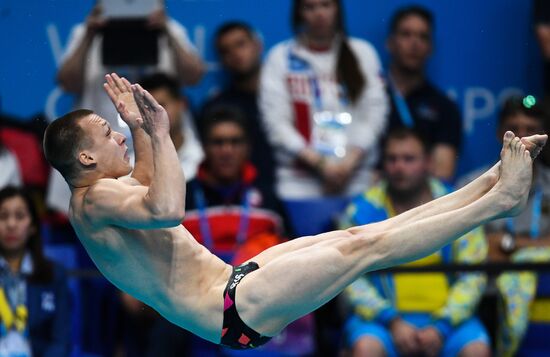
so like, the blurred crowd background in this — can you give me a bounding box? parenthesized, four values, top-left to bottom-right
(1, 0, 550, 356)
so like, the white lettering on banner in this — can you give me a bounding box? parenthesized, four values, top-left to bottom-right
(448, 86, 523, 134)
(194, 25, 219, 72)
(45, 23, 70, 120)
(464, 87, 494, 133)
(446, 88, 459, 103)
(497, 87, 524, 106)
(45, 86, 64, 123)
(46, 23, 63, 67)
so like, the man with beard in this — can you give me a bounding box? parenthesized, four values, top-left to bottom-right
(200, 22, 275, 190)
(341, 128, 490, 357)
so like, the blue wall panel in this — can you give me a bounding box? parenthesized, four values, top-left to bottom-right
(0, 0, 543, 175)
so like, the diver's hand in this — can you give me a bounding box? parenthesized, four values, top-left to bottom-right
(104, 73, 142, 130)
(131, 83, 170, 137)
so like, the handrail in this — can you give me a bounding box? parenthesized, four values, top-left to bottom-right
(381, 262, 550, 275)
(65, 262, 550, 279)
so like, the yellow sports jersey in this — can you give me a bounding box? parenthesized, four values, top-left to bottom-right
(342, 179, 488, 329)
(394, 253, 449, 312)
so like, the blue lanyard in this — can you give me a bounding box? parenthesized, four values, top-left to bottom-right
(506, 188, 543, 238)
(193, 186, 251, 252)
(388, 75, 415, 128)
(310, 76, 323, 111)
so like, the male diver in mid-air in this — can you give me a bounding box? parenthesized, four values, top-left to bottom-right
(43, 73, 546, 349)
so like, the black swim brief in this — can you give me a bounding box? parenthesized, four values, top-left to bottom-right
(220, 261, 272, 349)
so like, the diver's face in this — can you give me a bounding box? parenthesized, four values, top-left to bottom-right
(79, 114, 132, 178)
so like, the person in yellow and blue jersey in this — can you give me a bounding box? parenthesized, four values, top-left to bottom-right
(340, 128, 490, 357)
(458, 95, 550, 357)
(0, 187, 71, 357)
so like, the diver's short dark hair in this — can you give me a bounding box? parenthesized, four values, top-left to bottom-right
(43, 109, 94, 181)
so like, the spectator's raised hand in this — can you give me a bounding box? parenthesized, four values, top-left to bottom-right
(103, 73, 142, 130)
(131, 83, 170, 137)
(148, 8, 167, 31)
(85, 4, 106, 35)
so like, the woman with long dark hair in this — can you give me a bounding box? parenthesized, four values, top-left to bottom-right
(259, 0, 388, 199)
(0, 186, 70, 356)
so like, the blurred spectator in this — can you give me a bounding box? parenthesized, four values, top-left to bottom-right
(184, 106, 316, 356)
(341, 129, 489, 357)
(0, 142, 21, 189)
(0, 113, 50, 193)
(140, 72, 204, 182)
(460, 96, 550, 357)
(185, 105, 286, 264)
(259, 0, 388, 199)
(200, 21, 276, 190)
(0, 187, 71, 356)
(385, 6, 462, 182)
(57, 1, 204, 139)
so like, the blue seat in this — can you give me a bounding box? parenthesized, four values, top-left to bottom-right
(283, 197, 350, 237)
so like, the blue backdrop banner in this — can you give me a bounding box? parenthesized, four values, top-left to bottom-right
(0, 0, 543, 176)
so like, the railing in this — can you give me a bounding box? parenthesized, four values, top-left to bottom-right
(65, 262, 550, 278)
(381, 262, 550, 275)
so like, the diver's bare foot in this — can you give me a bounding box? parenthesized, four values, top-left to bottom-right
(521, 134, 548, 158)
(492, 131, 533, 217)
(481, 133, 546, 187)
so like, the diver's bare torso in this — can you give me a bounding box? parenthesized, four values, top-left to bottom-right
(69, 177, 232, 343)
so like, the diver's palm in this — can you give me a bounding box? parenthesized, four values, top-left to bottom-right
(132, 84, 170, 136)
(104, 74, 142, 129)
(117, 92, 141, 127)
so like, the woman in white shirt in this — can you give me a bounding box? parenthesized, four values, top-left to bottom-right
(260, 0, 388, 199)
